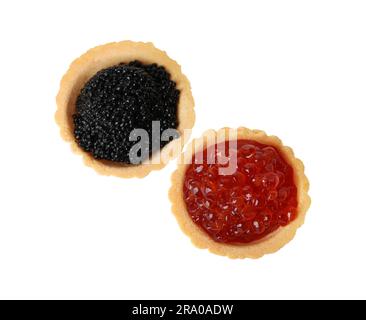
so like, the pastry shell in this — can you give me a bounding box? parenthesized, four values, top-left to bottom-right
(56, 41, 195, 178)
(169, 127, 311, 259)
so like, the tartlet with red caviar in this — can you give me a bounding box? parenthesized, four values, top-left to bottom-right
(169, 128, 310, 259)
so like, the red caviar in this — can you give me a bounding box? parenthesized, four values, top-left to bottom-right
(183, 140, 298, 244)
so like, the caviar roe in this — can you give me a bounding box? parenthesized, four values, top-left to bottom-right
(183, 140, 298, 244)
(73, 60, 180, 164)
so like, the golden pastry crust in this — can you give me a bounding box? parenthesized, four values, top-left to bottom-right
(169, 127, 311, 259)
(55, 41, 195, 178)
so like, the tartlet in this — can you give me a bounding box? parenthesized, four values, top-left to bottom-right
(56, 41, 195, 178)
(169, 127, 310, 259)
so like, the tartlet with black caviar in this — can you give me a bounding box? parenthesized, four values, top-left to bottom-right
(56, 41, 195, 178)
(169, 127, 310, 259)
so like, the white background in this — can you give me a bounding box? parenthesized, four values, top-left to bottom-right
(0, 0, 365, 300)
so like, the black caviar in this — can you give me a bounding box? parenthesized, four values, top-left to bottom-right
(73, 60, 180, 164)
